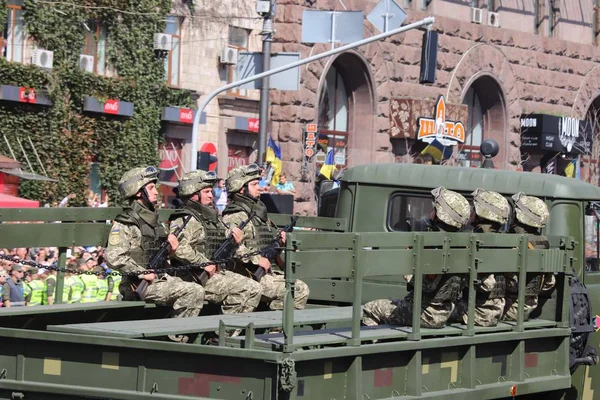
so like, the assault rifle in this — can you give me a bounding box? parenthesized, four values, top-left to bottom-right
(194, 212, 256, 286)
(137, 214, 193, 300)
(254, 216, 299, 282)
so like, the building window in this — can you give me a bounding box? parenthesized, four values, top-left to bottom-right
(459, 87, 483, 168)
(2, 1, 24, 63)
(227, 26, 250, 97)
(83, 22, 107, 75)
(318, 66, 349, 166)
(164, 16, 181, 87)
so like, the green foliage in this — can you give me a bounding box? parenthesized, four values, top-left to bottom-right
(0, 0, 192, 206)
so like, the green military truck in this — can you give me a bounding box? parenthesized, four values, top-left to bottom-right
(0, 162, 597, 400)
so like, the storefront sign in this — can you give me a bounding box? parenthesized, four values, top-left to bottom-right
(390, 96, 468, 140)
(161, 107, 206, 125)
(158, 138, 183, 206)
(520, 114, 592, 155)
(303, 124, 318, 158)
(228, 145, 250, 172)
(416, 96, 465, 145)
(0, 85, 53, 106)
(234, 116, 260, 133)
(83, 96, 134, 117)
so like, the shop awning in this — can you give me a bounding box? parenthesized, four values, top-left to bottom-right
(0, 168, 57, 182)
(0, 193, 39, 208)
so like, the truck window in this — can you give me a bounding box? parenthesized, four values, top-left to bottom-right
(585, 203, 600, 272)
(318, 184, 340, 217)
(388, 194, 431, 232)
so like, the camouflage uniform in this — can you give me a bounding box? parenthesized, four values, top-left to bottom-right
(503, 192, 555, 322)
(363, 187, 470, 329)
(450, 189, 509, 327)
(170, 170, 261, 315)
(105, 167, 204, 321)
(222, 165, 309, 310)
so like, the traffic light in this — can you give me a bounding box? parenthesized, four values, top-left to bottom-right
(197, 151, 218, 171)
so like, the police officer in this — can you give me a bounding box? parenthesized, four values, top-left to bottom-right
(450, 189, 509, 327)
(24, 268, 44, 306)
(363, 187, 470, 328)
(222, 164, 310, 311)
(503, 192, 555, 322)
(105, 166, 204, 340)
(169, 170, 262, 316)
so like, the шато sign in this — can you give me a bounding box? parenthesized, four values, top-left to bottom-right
(520, 114, 592, 155)
(416, 96, 465, 146)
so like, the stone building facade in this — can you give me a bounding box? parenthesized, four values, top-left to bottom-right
(257, 0, 600, 214)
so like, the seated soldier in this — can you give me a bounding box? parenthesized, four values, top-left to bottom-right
(503, 192, 555, 322)
(450, 189, 509, 327)
(363, 187, 470, 329)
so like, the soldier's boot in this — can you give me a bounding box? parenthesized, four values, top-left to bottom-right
(168, 334, 189, 343)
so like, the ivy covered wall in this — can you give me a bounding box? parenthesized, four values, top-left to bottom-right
(0, 0, 192, 205)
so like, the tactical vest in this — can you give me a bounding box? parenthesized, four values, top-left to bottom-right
(489, 274, 506, 299)
(170, 207, 227, 258)
(115, 208, 166, 268)
(246, 214, 277, 250)
(424, 275, 463, 303)
(69, 276, 84, 303)
(26, 280, 44, 306)
(6, 279, 24, 306)
(96, 278, 109, 301)
(109, 275, 122, 300)
(80, 275, 99, 303)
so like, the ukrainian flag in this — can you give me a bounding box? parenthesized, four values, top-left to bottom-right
(319, 149, 337, 180)
(266, 136, 282, 186)
(564, 158, 577, 178)
(420, 138, 452, 163)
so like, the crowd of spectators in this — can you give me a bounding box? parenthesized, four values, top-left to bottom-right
(0, 246, 121, 308)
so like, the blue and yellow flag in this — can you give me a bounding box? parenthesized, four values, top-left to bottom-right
(266, 136, 282, 186)
(564, 158, 577, 178)
(319, 149, 337, 180)
(420, 138, 452, 163)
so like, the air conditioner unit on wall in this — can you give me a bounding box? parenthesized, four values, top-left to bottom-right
(79, 54, 94, 73)
(32, 49, 54, 69)
(471, 7, 483, 24)
(154, 33, 172, 51)
(220, 47, 239, 65)
(488, 11, 500, 27)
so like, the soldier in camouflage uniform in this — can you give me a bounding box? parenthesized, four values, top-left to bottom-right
(105, 167, 204, 341)
(363, 187, 470, 328)
(450, 189, 509, 327)
(169, 170, 262, 316)
(222, 164, 310, 310)
(503, 192, 555, 322)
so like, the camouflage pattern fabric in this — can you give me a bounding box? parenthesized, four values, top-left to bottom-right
(450, 274, 506, 327)
(178, 170, 216, 197)
(502, 230, 556, 322)
(223, 210, 310, 310)
(431, 187, 471, 228)
(170, 214, 262, 314)
(512, 192, 549, 228)
(203, 270, 261, 314)
(105, 209, 205, 316)
(362, 297, 454, 329)
(144, 275, 204, 318)
(471, 189, 510, 224)
(118, 166, 158, 199)
(226, 164, 261, 194)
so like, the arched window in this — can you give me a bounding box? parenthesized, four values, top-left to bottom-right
(460, 87, 484, 167)
(318, 66, 348, 166)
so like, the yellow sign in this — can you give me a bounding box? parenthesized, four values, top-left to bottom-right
(417, 95, 465, 145)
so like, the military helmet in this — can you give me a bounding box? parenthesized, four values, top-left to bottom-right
(431, 187, 471, 229)
(178, 170, 218, 197)
(226, 163, 261, 193)
(512, 192, 548, 228)
(118, 166, 159, 199)
(471, 188, 510, 224)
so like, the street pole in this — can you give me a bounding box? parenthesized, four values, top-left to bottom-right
(189, 16, 435, 171)
(258, 0, 274, 166)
